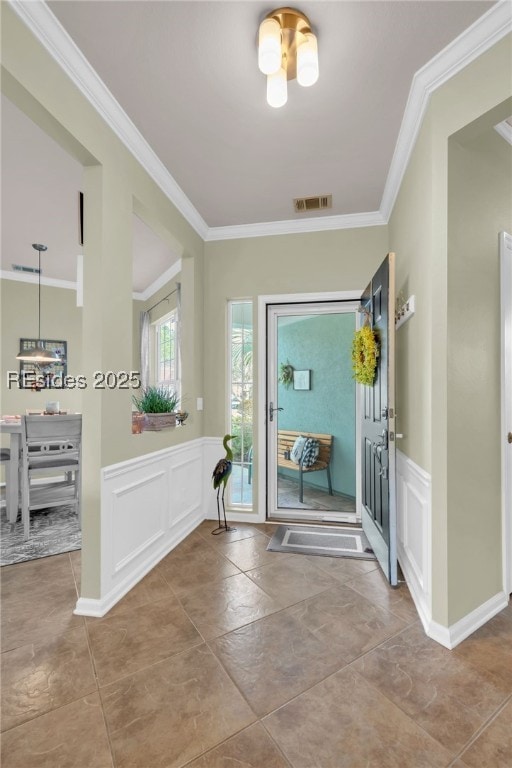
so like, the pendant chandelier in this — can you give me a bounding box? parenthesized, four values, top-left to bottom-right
(16, 244, 60, 364)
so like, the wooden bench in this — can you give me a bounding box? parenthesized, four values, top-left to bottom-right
(277, 430, 333, 503)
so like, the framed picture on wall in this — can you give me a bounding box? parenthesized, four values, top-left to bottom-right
(19, 339, 67, 389)
(293, 369, 311, 390)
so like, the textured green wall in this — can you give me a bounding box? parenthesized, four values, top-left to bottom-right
(277, 313, 355, 497)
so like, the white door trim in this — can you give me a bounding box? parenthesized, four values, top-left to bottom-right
(257, 290, 362, 523)
(500, 231, 512, 595)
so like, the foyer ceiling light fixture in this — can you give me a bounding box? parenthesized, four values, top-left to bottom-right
(16, 244, 60, 364)
(258, 7, 319, 108)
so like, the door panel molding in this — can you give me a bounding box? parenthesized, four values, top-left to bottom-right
(360, 253, 397, 585)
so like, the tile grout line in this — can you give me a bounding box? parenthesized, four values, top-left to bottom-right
(92, 637, 207, 690)
(449, 689, 512, 764)
(255, 661, 458, 764)
(202, 592, 420, 728)
(0, 621, 99, 737)
(4, 534, 508, 766)
(342, 629, 512, 764)
(177, 639, 294, 768)
(82, 600, 118, 767)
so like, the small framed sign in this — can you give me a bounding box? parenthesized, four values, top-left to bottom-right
(293, 369, 311, 390)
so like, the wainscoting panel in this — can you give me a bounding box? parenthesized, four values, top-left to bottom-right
(112, 470, 167, 573)
(169, 449, 203, 526)
(396, 450, 509, 648)
(75, 438, 205, 617)
(396, 449, 432, 631)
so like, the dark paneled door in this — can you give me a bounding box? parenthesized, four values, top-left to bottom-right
(360, 253, 397, 585)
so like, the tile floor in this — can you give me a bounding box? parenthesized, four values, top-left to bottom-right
(1, 520, 511, 767)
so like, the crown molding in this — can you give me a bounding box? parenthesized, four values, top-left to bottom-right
(132, 259, 182, 301)
(0, 270, 77, 290)
(7, 0, 511, 243)
(8, 0, 209, 241)
(205, 211, 386, 241)
(495, 119, 512, 146)
(380, 0, 512, 221)
(0, 261, 182, 301)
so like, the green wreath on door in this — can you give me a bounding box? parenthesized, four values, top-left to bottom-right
(352, 325, 379, 385)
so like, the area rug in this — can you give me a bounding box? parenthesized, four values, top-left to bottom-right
(1, 505, 81, 566)
(267, 524, 376, 560)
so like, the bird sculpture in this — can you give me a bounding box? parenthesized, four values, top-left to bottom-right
(211, 434, 237, 535)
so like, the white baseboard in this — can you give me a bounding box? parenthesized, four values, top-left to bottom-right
(75, 435, 265, 617)
(428, 591, 509, 649)
(74, 509, 203, 617)
(75, 440, 510, 639)
(396, 449, 509, 649)
(75, 437, 208, 617)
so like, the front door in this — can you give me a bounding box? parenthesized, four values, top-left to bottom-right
(360, 253, 397, 585)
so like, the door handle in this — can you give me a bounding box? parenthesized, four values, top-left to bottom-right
(269, 402, 283, 422)
(374, 429, 388, 453)
(508, 432, 512, 444)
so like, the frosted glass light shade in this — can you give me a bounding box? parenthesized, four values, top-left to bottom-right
(267, 67, 287, 108)
(297, 32, 319, 87)
(16, 344, 60, 363)
(258, 17, 282, 75)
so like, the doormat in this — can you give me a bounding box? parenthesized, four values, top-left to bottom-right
(267, 524, 376, 560)
(1, 505, 81, 566)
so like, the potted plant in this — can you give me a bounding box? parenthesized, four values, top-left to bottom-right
(132, 386, 179, 431)
(279, 361, 294, 389)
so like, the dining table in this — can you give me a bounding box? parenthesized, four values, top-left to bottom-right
(0, 420, 21, 524)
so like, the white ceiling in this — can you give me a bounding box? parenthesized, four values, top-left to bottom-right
(132, 214, 179, 294)
(1, 0, 501, 290)
(1, 94, 83, 283)
(46, 0, 495, 227)
(1, 95, 178, 291)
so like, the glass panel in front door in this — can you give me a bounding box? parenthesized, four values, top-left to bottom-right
(269, 307, 357, 522)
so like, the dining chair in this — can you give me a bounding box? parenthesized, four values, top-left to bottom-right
(1, 448, 12, 519)
(20, 415, 82, 540)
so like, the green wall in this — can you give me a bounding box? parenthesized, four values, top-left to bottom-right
(277, 313, 356, 497)
(389, 36, 512, 625)
(3, 0, 510, 633)
(0, 281, 83, 420)
(1, 5, 205, 600)
(447, 114, 512, 622)
(204, 226, 389, 516)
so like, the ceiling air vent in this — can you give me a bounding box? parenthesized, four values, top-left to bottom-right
(12, 264, 41, 274)
(294, 194, 332, 213)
